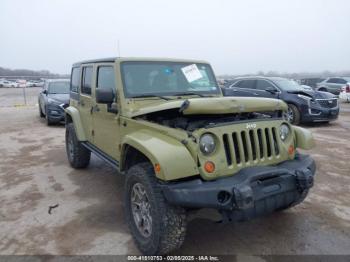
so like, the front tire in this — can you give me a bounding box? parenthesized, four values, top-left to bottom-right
(39, 104, 44, 118)
(286, 104, 301, 125)
(124, 162, 187, 255)
(45, 108, 54, 126)
(65, 123, 91, 168)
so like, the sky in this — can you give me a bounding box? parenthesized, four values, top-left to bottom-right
(0, 0, 349, 75)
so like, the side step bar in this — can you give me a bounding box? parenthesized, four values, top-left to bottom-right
(82, 142, 119, 170)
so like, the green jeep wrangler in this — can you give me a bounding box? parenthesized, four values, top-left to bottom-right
(65, 57, 316, 255)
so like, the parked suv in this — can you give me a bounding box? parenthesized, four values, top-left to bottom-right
(65, 58, 316, 255)
(38, 79, 70, 125)
(316, 77, 350, 95)
(223, 76, 339, 125)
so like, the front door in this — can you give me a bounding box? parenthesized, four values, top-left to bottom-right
(92, 64, 120, 160)
(79, 65, 94, 143)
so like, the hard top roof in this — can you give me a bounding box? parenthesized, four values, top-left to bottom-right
(72, 57, 209, 67)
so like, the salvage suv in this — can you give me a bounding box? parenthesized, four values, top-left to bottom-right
(65, 57, 316, 255)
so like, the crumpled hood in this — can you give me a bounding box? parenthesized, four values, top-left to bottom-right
(48, 94, 70, 104)
(125, 97, 287, 117)
(287, 89, 335, 100)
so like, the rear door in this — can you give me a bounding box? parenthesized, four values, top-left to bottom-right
(79, 65, 94, 143)
(92, 64, 120, 160)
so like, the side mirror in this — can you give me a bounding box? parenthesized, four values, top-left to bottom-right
(43, 90, 48, 95)
(96, 88, 115, 104)
(265, 86, 278, 94)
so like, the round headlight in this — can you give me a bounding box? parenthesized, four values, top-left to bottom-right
(199, 134, 216, 155)
(279, 124, 290, 141)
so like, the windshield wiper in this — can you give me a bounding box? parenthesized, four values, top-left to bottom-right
(130, 94, 171, 100)
(172, 92, 207, 97)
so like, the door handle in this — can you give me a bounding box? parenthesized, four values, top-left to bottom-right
(79, 101, 85, 106)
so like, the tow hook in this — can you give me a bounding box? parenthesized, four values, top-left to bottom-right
(232, 185, 254, 210)
(295, 169, 314, 192)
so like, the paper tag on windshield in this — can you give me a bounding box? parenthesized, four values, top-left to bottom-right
(181, 64, 202, 82)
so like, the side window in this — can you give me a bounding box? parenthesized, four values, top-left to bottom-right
(239, 80, 256, 89)
(231, 80, 242, 87)
(70, 67, 80, 93)
(97, 66, 115, 90)
(81, 66, 93, 95)
(327, 78, 337, 83)
(256, 80, 274, 90)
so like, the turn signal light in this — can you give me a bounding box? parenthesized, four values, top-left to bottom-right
(154, 163, 161, 173)
(288, 145, 295, 155)
(204, 161, 215, 173)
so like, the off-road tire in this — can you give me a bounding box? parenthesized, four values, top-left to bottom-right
(65, 123, 91, 168)
(124, 162, 187, 255)
(288, 104, 301, 125)
(39, 104, 44, 118)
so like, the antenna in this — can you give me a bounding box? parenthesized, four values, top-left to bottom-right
(117, 40, 121, 57)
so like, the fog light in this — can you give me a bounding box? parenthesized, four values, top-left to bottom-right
(204, 161, 215, 173)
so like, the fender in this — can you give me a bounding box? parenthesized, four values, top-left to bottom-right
(293, 126, 315, 150)
(65, 106, 86, 141)
(121, 130, 199, 181)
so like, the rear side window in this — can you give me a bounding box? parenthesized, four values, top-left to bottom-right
(70, 67, 80, 93)
(81, 66, 93, 95)
(97, 66, 115, 90)
(237, 80, 256, 89)
(338, 78, 347, 84)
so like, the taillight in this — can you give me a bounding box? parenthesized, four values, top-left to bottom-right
(346, 84, 350, 93)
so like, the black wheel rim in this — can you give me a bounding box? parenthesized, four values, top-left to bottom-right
(67, 133, 74, 162)
(130, 183, 152, 238)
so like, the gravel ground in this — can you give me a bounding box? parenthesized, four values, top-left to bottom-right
(0, 88, 349, 255)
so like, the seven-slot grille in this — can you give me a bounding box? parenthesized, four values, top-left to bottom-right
(222, 127, 280, 166)
(316, 98, 338, 108)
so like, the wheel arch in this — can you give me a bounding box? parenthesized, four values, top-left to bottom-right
(120, 130, 199, 181)
(65, 106, 86, 141)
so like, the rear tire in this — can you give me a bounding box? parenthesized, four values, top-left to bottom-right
(124, 162, 187, 255)
(65, 123, 91, 168)
(318, 87, 328, 92)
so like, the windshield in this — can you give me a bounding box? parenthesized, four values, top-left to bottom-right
(121, 62, 220, 98)
(274, 79, 304, 91)
(48, 81, 70, 94)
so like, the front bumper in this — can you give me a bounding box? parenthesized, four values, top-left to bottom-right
(47, 105, 65, 123)
(300, 103, 339, 123)
(161, 153, 315, 220)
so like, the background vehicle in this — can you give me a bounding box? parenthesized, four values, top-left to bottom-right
(299, 78, 325, 89)
(65, 57, 316, 255)
(223, 76, 339, 124)
(339, 83, 350, 102)
(316, 77, 350, 95)
(38, 79, 70, 125)
(0, 80, 19, 88)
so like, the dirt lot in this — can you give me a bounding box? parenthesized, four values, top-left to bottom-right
(0, 87, 349, 255)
